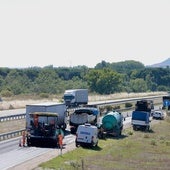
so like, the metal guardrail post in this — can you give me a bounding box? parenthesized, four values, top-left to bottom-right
(0, 129, 25, 141)
(0, 114, 26, 122)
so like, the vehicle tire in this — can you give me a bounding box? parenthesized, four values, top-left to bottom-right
(62, 123, 67, 130)
(145, 126, 149, 132)
(26, 138, 31, 147)
(75, 142, 79, 147)
(95, 141, 98, 147)
(119, 130, 122, 136)
(133, 126, 137, 131)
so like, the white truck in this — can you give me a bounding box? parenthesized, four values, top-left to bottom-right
(25, 102, 67, 147)
(75, 123, 99, 147)
(63, 89, 88, 107)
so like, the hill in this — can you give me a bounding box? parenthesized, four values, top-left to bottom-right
(148, 58, 170, 68)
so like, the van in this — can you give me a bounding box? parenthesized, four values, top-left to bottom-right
(75, 123, 98, 147)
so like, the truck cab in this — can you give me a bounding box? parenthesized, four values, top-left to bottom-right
(63, 89, 88, 107)
(26, 112, 64, 147)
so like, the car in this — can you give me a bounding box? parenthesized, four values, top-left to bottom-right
(152, 110, 165, 120)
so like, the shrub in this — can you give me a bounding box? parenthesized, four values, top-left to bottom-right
(125, 102, 133, 108)
(105, 105, 113, 112)
(143, 134, 150, 138)
(127, 130, 133, 135)
(165, 141, 170, 146)
(1, 90, 13, 97)
(150, 140, 157, 146)
(39, 93, 49, 98)
(112, 105, 120, 110)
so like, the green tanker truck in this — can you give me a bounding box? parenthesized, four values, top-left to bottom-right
(98, 110, 124, 138)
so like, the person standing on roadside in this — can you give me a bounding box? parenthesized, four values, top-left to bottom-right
(58, 131, 63, 155)
(19, 130, 26, 147)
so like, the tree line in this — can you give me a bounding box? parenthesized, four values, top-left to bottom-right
(0, 60, 170, 97)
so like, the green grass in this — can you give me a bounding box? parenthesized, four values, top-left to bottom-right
(39, 118, 170, 170)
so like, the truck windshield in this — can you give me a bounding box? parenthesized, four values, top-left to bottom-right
(74, 108, 99, 115)
(64, 95, 74, 100)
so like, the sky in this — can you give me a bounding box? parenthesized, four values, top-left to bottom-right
(0, 0, 170, 68)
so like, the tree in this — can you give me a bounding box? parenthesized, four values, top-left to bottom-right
(4, 69, 31, 95)
(34, 68, 60, 94)
(85, 68, 123, 94)
(129, 78, 147, 92)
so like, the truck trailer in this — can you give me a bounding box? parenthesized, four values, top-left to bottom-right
(63, 89, 88, 107)
(25, 102, 67, 147)
(98, 110, 124, 138)
(131, 111, 151, 131)
(69, 107, 100, 134)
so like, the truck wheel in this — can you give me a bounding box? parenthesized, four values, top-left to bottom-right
(63, 123, 67, 130)
(98, 132, 102, 139)
(94, 141, 98, 147)
(145, 126, 150, 132)
(133, 126, 137, 131)
(26, 138, 31, 147)
(75, 142, 79, 147)
(27, 142, 31, 147)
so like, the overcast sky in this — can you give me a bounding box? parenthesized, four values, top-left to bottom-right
(0, 0, 169, 68)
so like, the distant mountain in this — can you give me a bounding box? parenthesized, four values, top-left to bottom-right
(148, 58, 170, 68)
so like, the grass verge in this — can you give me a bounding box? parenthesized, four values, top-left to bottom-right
(39, 118, 170, 170)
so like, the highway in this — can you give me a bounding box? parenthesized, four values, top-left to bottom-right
(0, 94, 163, 118)
(0, 96, 162, 170)
(0, 111, 133, 170)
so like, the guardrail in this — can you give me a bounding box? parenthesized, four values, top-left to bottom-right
(0, 95, 163, 142)
(0, 129, 25, 141)
(0, 113, 26, 122)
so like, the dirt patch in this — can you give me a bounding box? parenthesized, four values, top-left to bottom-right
(0, 98, 59, 110)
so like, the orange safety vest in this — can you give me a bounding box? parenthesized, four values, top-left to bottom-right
(22, 131, 26, 146)
(58, 134, 63, 146)
(33, 114, 38, 127)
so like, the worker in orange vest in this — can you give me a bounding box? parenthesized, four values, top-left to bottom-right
(58, 131, 63, 155)
(22, 130, 26, 147)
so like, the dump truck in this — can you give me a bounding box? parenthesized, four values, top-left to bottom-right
(63, 89, 88, 107)
(132, 99, 152, 131)
(25, 102, 67, 147)
(98, 110, 124, 138)
(69, 107, 100, 134)
(135, 99, 154, 115)
(131, 111, 151, 131)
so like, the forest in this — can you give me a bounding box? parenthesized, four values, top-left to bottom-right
(0, 60, 170, 97)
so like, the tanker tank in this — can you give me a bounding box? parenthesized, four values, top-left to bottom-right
(98, 110, 124, 138)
